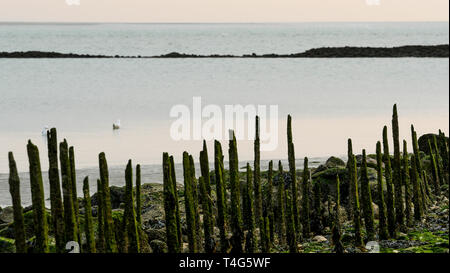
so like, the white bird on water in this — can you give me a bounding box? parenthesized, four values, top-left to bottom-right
(113, 119, 121, 130)
(41, 126, 49, 136)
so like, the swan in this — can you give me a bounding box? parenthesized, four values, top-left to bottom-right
(41, 126, 49, 136)
(113, 119, 121, 130)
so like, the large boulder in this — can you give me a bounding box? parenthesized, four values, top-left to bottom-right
(355, 154, 378, 169)
(418, 133, 449, 155)
(312, 156, 346, 175)
(145, 228, 166, 242)
(311, 167, 349, 205)
(325, 156, 346, 168)
(91, 186, 125, 209)
(150, 240, 168, 253)
(0, 206, 14, 224)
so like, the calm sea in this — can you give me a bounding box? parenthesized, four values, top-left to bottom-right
(0, 22, 448, 206)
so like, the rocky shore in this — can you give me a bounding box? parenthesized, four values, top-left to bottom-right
(1, 44, 448, 58)
(1, 153, 448, 253)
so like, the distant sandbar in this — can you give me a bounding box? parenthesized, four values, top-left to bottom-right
(1, 45, 448, 58)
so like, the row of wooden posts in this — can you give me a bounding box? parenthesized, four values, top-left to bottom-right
(162, 104, 449, 253)
(8, 128, 143, 253)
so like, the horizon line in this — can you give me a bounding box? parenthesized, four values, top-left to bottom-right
(0, 20, 449, 24)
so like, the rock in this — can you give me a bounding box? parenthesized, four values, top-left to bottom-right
(312, 156, 345, 176)
(355, 154, 378, 168)
(312, 235, 328, 243)
(312, 164, 327, 175)
(0, 224, 14, 239)
(380, 239, 426, 249)
(150, 240, 168, 253)
(325, 156, 346, 168)
(144, 219, 165, 230)
(0, 207, 14, 224)
(91, 186, 125, 209)
(418, 133, 448, 154)
(145, 228, 166, 242)
(23, 205, 33, 213)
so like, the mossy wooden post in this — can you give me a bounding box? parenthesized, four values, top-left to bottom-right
(243, 163, 255, 253)
(382, 126, 396, 237)
(60, 140, 78, 244)
(376, 142, 389, 240)
(214, 140, 228, 252)
(287, 115, 301, 236)
(96, 179, 105, 252)
(348, 140, 363, 247)
(69, 146, 81, 248)
(402, 141, 413, 227)
(392, 104, 406, 232)
(199, 141, 214, 252)
(135, 164, 142, 226)
(332, 175, 344, 254)
(312, 181, 324, 235)
(82, 177, 96, 253)
(99, 152, 118, 253)
(27, 140, 49, 253)
(277, 161, 286, 245)
(361, 149, 375, 241)
(266, 160, 274, 244)
(8, 152, 27, 253)
(346, 139, 355, 219)
(428, 140, 441, 195)
(433, 135, 445, 188)
(124, 160, 140, 253)
(422, 170, 433, 201)
(284, 190, 297, 253)
(46, 128, 65, 253)
(410, 154, 423, 221)
(200, 141, 214, 250)
(169, 156, 182, 246)
(262, 216, 270, 253)
(254, 116, 263, 228)
(163, 153, 180, 253)
(183, 152, 197, 252)
(228, 131, 243, 253)
(189, 154, 202, 249)
(411, 126, 428, 209)
(199, 176, 214, 253)
(326, 195, 333, 228)
(200, 140, 213, 217)
(301, 157, 311, 238)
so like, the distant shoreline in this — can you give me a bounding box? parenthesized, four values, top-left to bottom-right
(1, 45, 448, 58)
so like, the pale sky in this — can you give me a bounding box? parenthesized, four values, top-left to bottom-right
(0, 0, 448, 23)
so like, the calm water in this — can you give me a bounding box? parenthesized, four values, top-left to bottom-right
(0, 22, 448, 206)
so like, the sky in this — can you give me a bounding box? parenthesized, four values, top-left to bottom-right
(0, 0, 448, 23)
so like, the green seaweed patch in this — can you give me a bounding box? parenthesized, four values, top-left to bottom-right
(0, 236, 15, 253)
(301, 241, 333, 253)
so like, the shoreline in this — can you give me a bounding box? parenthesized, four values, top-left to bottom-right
(1, 44, 448, 58)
